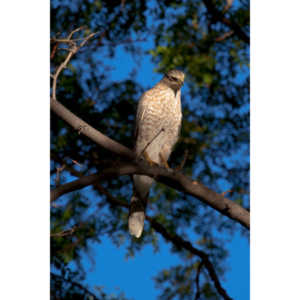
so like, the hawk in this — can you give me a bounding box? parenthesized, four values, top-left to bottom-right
(128, 69, 185, 238)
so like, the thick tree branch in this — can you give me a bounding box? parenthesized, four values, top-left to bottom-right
(51, 98, 134, 160)
(51, 157, 249, 229)
(203, 0, 249, 44)
(50, 162, 136, 202)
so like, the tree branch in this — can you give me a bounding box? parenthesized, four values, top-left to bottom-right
(147, 217, 233, 300)
(50, 98, 134, 160)
(50, 157, 249, 229)
(51, 28, 99, 100)
(215, 30, 234, 42)
(50, 162, 136, 202)
(51, 226, 78, 237)
(51, 272, 101, 300)
(194, 261, 204, 300)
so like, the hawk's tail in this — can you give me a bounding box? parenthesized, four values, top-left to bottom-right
(128, 194, 147, 238)
(129, 174, 153, 238)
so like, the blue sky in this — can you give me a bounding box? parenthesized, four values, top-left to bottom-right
(82, 232, 249, 300)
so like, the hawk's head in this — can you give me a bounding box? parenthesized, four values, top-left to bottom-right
(163, 69, 185, 92)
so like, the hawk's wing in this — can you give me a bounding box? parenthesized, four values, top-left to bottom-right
(134, 88, 159, 141)
(134, 91, 148, 140)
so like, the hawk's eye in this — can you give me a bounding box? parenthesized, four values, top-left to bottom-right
(169, 76, 178, 81)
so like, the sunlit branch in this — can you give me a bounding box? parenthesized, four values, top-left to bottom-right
(51, 27, 99, 100)
(50, 98, 135, 159)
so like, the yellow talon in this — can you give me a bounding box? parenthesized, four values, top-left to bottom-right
(159, 153, 170, 169)
(143, 151, 157, 167)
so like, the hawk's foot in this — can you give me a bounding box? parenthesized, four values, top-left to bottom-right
(143, 151, 158, 167)
(159, 152, 170, 169)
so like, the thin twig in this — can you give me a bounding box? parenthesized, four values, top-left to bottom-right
(67, 26, 86, 40)
(194, 261, 204, 300)
(55, 164, 66, 187)
(51, 153, 84, 178)
(215, 30, 234, 42)
(51, 45, 76, 100)
(72, 159, 82, 167)
(51, 226, 77, 237)
(175, 149, 189, 171)
(51, 38, 84, 44)
(51, 28, 99, 100)
(222, 0, 234, 13)
(50, 42, 59, 60)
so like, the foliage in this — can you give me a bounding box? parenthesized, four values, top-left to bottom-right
(51, 0, 249, 299)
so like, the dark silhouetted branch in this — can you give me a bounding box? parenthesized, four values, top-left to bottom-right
(148, 217, 233, 300)
(50, 162, 136, 202)
(51, 272, 101, 300)
(203, 0, 249, 44)
(194, 261, 204, 300)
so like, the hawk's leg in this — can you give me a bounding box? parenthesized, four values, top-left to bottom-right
(143, 150, 158, 167)
(159, 152, 170, 169)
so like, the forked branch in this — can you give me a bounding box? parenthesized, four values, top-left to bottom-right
(51, 27, 99, 100)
